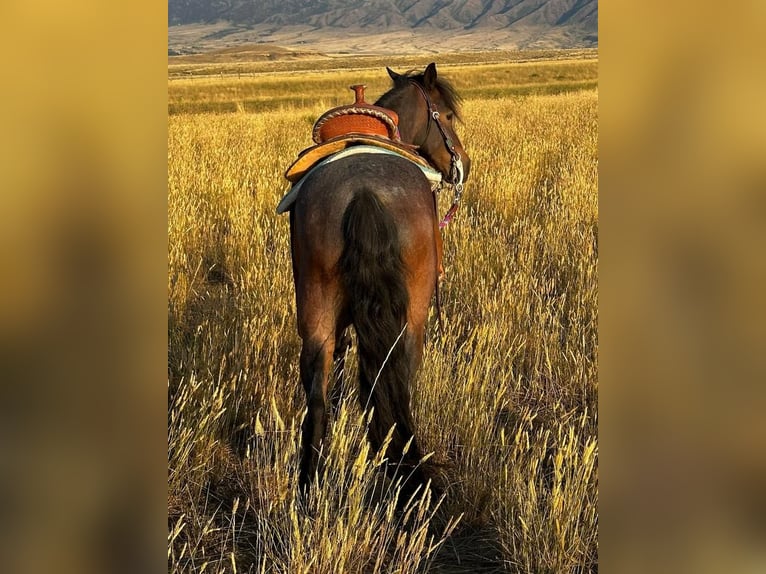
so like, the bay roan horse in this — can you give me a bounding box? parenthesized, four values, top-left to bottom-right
(289, 63, 471, 500)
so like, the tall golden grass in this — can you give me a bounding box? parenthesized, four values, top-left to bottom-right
(168, 57, 597, 573)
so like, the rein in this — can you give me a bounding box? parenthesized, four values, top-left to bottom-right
(409, 81, 465, 229)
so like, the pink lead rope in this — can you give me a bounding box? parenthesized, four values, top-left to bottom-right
(439, 157, 465, 229)
(439, 202, 460, 229)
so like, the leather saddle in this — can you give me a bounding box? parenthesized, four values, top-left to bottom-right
(277, 84, 441, 214)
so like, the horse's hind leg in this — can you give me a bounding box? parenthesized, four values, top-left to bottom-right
(298, 335, 335, 490)
(389, 232, 440, 499)
(329, 327, 352, 414)
(297, 298, 340, 491)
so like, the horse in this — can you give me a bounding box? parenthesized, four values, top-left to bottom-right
(288, 63, 471, 501)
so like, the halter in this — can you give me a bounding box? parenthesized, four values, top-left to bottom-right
(409, 81, 465, 229)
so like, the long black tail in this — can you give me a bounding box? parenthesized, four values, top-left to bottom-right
(339, 188, 424, 475)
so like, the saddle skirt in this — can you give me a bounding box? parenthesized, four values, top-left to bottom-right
(276, 138, 443, 214)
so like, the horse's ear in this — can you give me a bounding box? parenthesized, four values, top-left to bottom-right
(423, 62, 437, 90)
(386, 67, 400, 81)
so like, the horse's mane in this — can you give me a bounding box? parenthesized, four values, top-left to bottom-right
(376, 69, 463, 121)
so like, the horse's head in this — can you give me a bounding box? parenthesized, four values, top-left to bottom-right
(378, 63, 471, 186)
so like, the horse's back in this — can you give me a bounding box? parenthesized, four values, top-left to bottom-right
(293, 153, 436, 259)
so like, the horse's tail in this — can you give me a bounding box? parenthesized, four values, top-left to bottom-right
(339, 188, 424, 474)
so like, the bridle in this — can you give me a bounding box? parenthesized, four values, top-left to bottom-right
(409, 80, 470, 334)
(409, 81, 465, 229)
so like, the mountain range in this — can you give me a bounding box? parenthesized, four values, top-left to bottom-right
(168, 0, 597, 52)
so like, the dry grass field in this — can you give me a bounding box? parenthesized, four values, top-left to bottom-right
(168, 53, 598, 573)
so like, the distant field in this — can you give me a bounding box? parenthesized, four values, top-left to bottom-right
(169, 52, 597, 114)
(168, 51, 598, 573)
(168, 47, 597, 74)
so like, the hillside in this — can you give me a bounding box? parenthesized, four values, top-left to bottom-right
(168, 0, 597, 53)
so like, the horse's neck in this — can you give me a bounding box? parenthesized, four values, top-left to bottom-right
(377, 87, 420, 145)
(389, 106, 420, 146)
